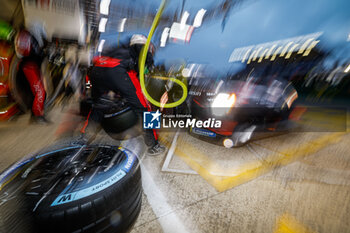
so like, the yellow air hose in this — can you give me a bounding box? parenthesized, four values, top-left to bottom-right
(138, 0, 188, 108)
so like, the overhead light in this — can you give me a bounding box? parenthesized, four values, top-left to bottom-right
(280, 42, 293, 57)
(285, 43, 299, 59)
(118, 18, 127, 32)
(253, 47, 263, 61)
(265, 44, 277, 59)
(169, 22, 194, 43)
(303, 40, 319, 56)
(98, 39, 106, 53)
(228, 32, 323, 63)
(99, 18, 108, 32)
(180, 11, 189, 30)
(344, 64, 350, 73)
(270, 46, 283, 61)
(298, 38, 313, 54)
(193, 9, 206, 27)
(258, 49, 268, 63)
(100, 0, 111, 15)
(241, 48, 252, 63)
(160, 27, 170, 47)
(247, 50, 257, 64)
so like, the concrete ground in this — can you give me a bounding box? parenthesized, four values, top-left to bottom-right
(0, 103, 349, 233)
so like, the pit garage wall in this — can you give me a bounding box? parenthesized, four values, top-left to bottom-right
(21, 0, 86, 44)
(0, 0, 24, 27)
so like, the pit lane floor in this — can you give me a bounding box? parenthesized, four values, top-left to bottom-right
(0, 103, 349, 233)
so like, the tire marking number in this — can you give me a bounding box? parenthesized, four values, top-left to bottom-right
(51, 170, 126, 206)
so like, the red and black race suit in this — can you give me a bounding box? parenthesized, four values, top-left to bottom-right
(22, 59, 45, 116)
(89, 49, 158, 146)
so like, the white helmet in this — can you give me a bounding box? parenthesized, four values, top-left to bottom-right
(130, 34, 147, 46)
(130, 34, 155, 56)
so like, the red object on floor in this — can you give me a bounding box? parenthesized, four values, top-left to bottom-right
(80, 109, 92, 134)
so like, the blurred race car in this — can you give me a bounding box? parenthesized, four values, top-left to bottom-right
(187, 68, 300, 148)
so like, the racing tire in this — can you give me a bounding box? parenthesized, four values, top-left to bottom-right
(81, 97, 141, 140)
(0, 143, 142, 233)
(8, 56, 33, 112)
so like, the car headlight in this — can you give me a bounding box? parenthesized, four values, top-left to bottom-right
(211, 93, 236, 116)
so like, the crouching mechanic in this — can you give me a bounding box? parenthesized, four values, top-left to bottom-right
(89, 34, 166, 155)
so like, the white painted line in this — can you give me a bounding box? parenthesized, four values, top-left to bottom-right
(163, 167, 198, 174)
(246, 144, 267, 163)
(251, 142, 279, 154)
(141, 164, 190, 233)
(161, 131, 179, 171)
(120, 136, 145, 158)
(161, 131, 198, 175)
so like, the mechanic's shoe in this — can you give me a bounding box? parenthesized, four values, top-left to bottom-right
(147, 143, 166, 156)
(31, 115, 51, 125)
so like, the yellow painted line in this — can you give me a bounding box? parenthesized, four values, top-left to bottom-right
(160, 135, 266, 192)
(160, 132, 346, 192)
(159, 134, 228, 175)
(275, 213, 316, 233)
(293, 109, 347, 131)
(214, 133, 345, 192)
(253, 132, 345, 158)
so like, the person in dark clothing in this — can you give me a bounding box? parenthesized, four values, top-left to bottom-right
(89, 34, 165, 155)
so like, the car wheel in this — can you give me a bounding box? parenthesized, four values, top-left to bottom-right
(0, 143, 142, 233)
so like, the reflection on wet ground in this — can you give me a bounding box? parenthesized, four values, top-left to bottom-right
(0, 102, 349, 232)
